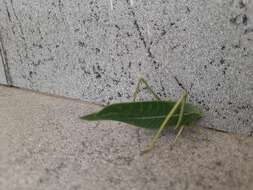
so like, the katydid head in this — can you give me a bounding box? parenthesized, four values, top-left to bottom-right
(181, 103, 203, 126)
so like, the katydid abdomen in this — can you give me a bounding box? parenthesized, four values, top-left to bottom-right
(81, 101, 202, 129)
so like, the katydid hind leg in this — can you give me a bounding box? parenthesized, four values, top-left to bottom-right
(175, 91, 187, 130)
(173, 91, 187, 145)
(142, 92, 187, 154)
(172, 125, 185, 145)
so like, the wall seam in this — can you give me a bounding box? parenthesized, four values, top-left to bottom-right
(0, 31, 13, 86)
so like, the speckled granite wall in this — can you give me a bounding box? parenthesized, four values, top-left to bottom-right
(0, 0, 252, 134)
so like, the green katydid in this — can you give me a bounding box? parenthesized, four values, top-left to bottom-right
(81, 78, 202, 153)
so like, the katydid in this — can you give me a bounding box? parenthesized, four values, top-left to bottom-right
(81, 78, 202, 153)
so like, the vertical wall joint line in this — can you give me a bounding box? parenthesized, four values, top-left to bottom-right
(0, 32, 13, 86)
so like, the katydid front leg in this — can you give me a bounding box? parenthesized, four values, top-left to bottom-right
(133, 77, 161, 101)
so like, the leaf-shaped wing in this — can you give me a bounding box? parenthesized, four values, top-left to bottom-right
(81, 101, 202, 129)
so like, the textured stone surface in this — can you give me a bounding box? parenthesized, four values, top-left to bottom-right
(0, 85, 253, 190)
(0, 0, 253, 134)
